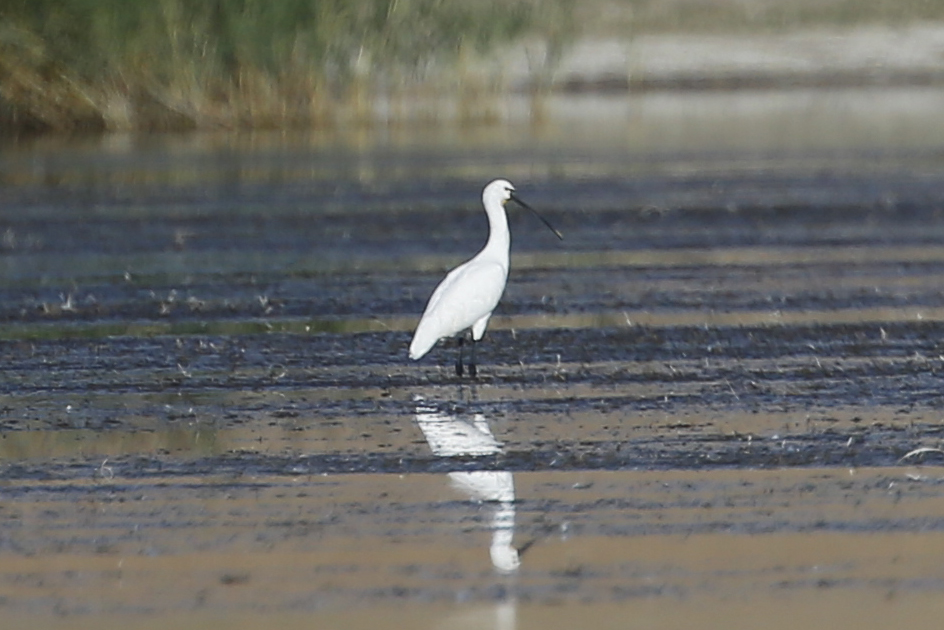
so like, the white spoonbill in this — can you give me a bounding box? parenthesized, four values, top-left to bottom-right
(409, 179, 562, 376)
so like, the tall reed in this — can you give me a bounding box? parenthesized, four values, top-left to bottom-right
(0, 0, 545, 132)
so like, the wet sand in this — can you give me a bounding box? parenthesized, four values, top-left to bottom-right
(5, 467, 944, 629)
(4, 91, 944, 627)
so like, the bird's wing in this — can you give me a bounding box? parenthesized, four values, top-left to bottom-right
(429, 260, 507, 329)
(422, 262, 467, 316)
(427, 260, 506, 319)
(410, 260, 507, 358)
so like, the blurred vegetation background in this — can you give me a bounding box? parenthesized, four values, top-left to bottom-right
(1, 0, 943, 133)
(0, 0, 560, 132)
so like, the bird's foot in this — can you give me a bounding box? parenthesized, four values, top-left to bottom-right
(468, 363, 477, 378)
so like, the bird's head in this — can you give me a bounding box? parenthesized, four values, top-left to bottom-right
(482, 178, 563, 240)
(483, 178, 516, 206)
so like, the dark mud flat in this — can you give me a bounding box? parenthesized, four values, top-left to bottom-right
(4, 133, 944, 628)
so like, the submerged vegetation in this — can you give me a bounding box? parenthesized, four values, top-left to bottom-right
(0, 0, 565, 132)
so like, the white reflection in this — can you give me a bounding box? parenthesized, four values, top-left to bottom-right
(414, 397, 519, 574)
(433, 599, 517, 630)
(450, 471, 519, 573)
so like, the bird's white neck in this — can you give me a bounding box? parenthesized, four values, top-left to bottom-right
(481, 201, 511, 264)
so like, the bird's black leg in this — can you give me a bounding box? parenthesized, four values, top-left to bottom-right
(455, 337, 465, 377)
(468, 338, 477, 378)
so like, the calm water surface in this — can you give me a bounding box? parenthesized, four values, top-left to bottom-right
(3, 89, 944, 629)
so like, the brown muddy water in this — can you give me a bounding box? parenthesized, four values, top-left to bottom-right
(4, 89, 944, 629)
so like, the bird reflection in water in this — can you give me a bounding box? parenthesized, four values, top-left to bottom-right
(413, 395, 519, 574)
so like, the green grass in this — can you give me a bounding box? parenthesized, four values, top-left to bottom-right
(2, 0, 944, 133)
(0, 0, 546, 132)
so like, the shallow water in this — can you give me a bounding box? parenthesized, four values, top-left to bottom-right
(3, 89, 944, 628)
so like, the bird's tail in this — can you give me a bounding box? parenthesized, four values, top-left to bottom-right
(409, 324, 437, 360)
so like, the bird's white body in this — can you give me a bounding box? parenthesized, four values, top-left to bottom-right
(409, 180, 514, 361)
